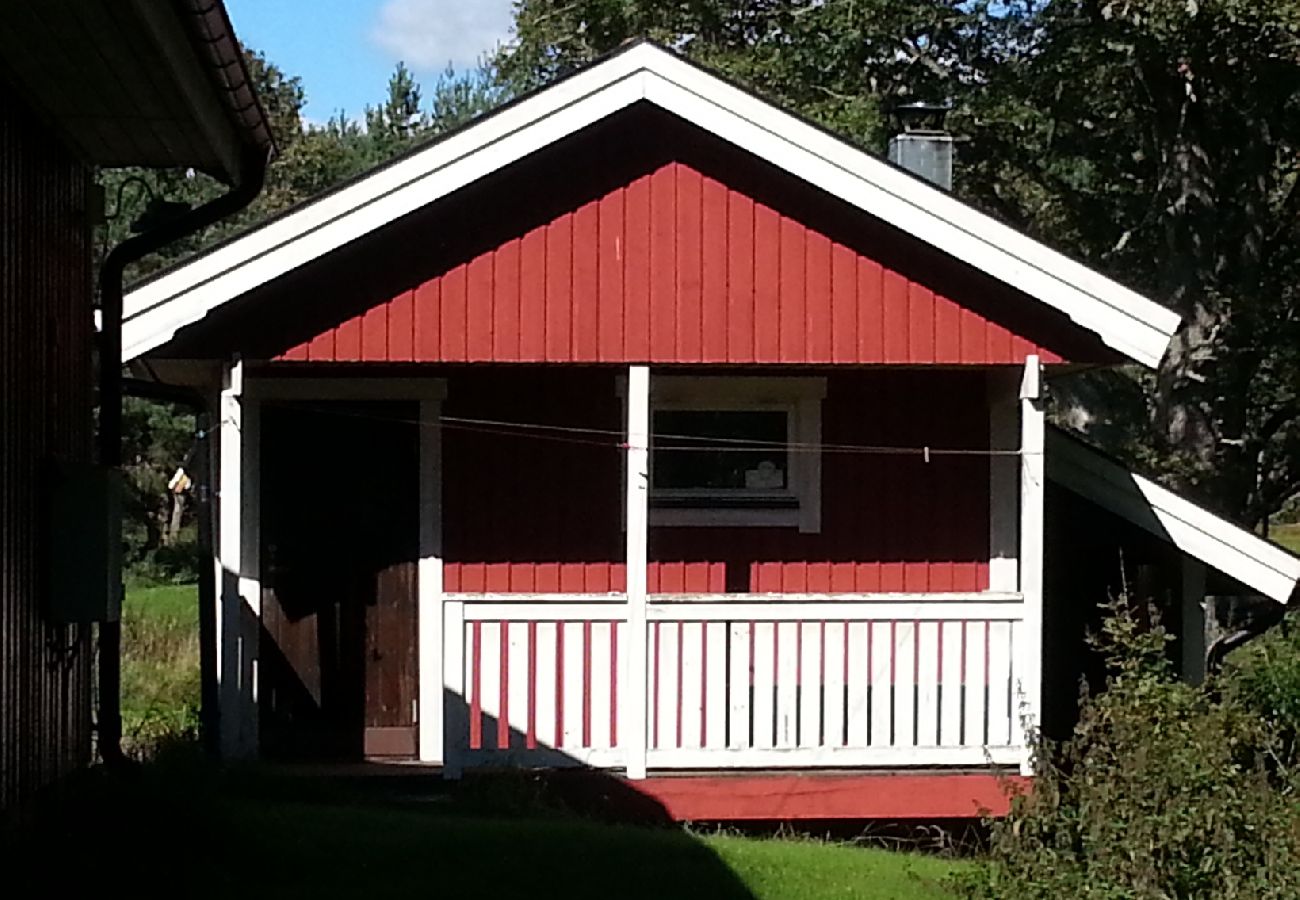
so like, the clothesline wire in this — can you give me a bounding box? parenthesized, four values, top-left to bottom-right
(255, 400, 1029, 458)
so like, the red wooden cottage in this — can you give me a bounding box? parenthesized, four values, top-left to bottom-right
(121, 43, 1300, 820)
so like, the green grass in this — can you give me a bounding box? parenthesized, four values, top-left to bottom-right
(18, 763, 970, 898)
(121, 582, 200, 757)
(1273, 523, 1300, 554)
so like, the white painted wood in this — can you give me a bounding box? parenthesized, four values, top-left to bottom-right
(940, 621, 964, 747)
(460, 601, 627, 622)
(893, 622, 917, 748)
(449, 593, 627, 605)
(236, 391, 260, 758)
(125, 45, 1179, 368)
(962, 621, 987, 747)
(987, 621, 1014, 747)
(507, 622, 530, 749)
(451, 591, 1018, 607)
(680, 622, 704, 748)
(656, 622, 680, 750)
(869, 623, 893, 747)
(624, 365, 650, 778)
(1018, 356, 1045, 775)
(752, 622, 776, 749)
(216, 358, 256, 760)
(823, 621, 846, 748)
(590, 622, 614, 748)
(1047, 429, 1300, 605)
(441, 600, 465, 778)
(645, 745, 1026, 770)
(846, 622, 870, 747)
(727, 622, 752, 750)
(562, 621, 585, 749)
(988, 371, 1021, 593)
(417, 397, 444, 763)
(704, 622, 728, 749)
(647, 600, 1024, 623)
(916, 622, 940, 748)
(534, 622, 558, 748)
(775, 621, 799, 748)
(798, 622, 823, 747)
(478, 621, 502, 752)
(1181, 557, 1208, 685)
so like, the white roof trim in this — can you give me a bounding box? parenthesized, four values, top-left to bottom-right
(122, 42, 1181, 365)
(1047, 428, 1300, 604)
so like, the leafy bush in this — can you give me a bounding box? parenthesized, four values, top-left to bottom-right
(1222, 613, 1300, 760)
(958, 600, 1300, 900)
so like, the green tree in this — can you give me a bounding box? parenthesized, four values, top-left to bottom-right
(959, 0, 1300, 528)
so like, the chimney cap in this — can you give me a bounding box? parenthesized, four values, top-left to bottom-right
(891, 101, 952, 135)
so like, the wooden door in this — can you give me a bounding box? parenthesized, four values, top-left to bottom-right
(259, 401, 419, 760)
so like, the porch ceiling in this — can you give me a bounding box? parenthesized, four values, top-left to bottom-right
(0, 0, 272, 182)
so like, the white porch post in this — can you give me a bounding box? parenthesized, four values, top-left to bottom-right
(624, 365, 651, 780)
(1016, 355, 1045, 775)
(217, 357, 259, 759)
(418, 398, 445, 764)
(1181, 556, 1208, 685)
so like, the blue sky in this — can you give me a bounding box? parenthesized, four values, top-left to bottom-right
(226, 0, 514, 123)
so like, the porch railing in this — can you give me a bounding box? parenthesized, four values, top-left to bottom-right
(442, 593, 1026, 774)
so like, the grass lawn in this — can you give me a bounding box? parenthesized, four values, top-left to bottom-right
(121, 582, 200, 756)
(1274, 523, 1300, 555)
(18, 763, 970, 898)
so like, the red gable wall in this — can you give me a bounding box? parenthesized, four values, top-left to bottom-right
(279, 158, 1069, 366)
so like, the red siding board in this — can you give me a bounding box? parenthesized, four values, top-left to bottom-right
(597, 191, 625, 361)
(519, 227, 547, 361)
(726, 191, 756, 363)
(701, 177, 729, 362)
(573, 201, 601, 362)
(493, 239, 522, 361)
(545, 216, 573, 361)
(649, 166, 677, 361)
(467, 254, 494, 361)
(277, 155, 1081, 365)
(675, 165, 704, 363)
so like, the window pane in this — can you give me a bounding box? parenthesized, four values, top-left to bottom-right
(652, 410, 788, 491)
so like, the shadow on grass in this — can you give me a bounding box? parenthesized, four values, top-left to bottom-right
(10, 750, 758, 900)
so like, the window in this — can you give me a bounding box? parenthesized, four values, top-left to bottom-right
(640, 377, 825, 531)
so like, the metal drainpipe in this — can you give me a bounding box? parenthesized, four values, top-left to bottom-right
(97, 148, 267, 767)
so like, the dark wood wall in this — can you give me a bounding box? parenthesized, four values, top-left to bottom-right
(442, 368, 993, 594)
(0, 93, 95, 815)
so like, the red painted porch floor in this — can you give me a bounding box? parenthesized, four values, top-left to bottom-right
(258, 762, 1028, 822)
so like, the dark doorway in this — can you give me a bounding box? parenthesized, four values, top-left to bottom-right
(259, 400, 419, 760)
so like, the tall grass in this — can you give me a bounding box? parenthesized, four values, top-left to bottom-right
(121, 583, 200, 758)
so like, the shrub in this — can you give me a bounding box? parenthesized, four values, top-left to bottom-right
(958, 600, 1300, 900)
(1221, 613, 1300, 760)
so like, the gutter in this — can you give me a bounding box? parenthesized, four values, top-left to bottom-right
(96, 146, 267, 766)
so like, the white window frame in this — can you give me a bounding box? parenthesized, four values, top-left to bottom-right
(638, 376, 825, 533)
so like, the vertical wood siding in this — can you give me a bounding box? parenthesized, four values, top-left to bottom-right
(279, 160, 1067, 366)
(442, 369, 990, 594)
(1, 97, 95, 815)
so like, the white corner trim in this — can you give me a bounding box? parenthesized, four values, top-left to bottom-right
(122, 44, 1179, 367)
(1047, 428, 1300, 605)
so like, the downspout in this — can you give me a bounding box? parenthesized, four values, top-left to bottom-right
(1206, 602, 1287, 677)
(97, 147, 267, 766)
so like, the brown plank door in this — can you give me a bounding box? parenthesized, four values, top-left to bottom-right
(259, 401, 420, 760)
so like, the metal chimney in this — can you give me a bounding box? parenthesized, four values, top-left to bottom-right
(887, 102, 954, 190)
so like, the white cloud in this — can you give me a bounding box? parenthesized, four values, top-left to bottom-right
(370, 0, 514, 71)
